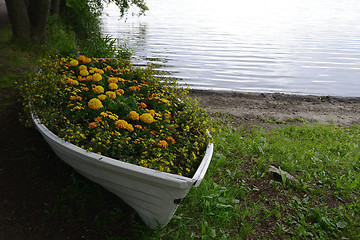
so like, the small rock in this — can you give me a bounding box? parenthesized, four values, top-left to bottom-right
(268, 165, 296, 182)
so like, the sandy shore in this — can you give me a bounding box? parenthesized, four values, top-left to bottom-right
(188, 90, 360, 128)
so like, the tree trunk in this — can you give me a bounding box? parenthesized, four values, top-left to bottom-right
(5, 0, 32, 41)
(50, 0, 60, 15)
(28, 0, 50, 43)
(5, 0, 50, 43)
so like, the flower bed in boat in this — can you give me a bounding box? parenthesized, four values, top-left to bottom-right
(21, 56, 212, 177)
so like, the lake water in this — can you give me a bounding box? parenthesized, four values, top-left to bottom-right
(101, 0, 360, 97)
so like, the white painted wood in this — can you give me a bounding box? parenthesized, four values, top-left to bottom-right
(31, 114, 213, 229)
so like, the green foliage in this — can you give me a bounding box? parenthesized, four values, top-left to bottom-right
(46, 15, 78, 57)
(79, 34, 119, 58)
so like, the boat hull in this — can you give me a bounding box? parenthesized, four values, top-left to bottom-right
(32, 115, 213, 229)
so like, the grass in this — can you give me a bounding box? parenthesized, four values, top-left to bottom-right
(1, 24, 360, 239)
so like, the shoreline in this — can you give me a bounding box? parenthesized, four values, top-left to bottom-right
(188, 89, 360, 128)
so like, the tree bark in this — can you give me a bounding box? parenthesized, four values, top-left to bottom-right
(28, 0, 50, 43)
(5, 0, 50, 43)
(5, 0, 32, 41)
(50, 0, 60, 15)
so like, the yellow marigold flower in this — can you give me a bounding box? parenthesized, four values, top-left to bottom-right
(97, 94, 107, 101)
(158, 140, 168, 148)
(88, 98, 103, 110)
(92, 73, 102, 82)
(77, 55, 86, 61)
(129, 111, 139, 121)
(93, 85, 104, 94)
(80, 70, 89, 76)
(70, 80, 79, 85)
(115, 119, 131, 131)
(108, 77, 118, 83)
(106, 91, 116, 99)
(96, 69, 104, 74)
(89, 69, 95, 74)
(83, 58, 91, 64)
(149, 109, 155, 117)
(127, 124, 134, 132)
(70, 59, 79, 66)
(108, 83, 118, 90)
(89, 122, 97, 128)
(140, 113, 155, 124)
(135, 125, 142, 129)
(78, 65, 87, 71)
(115, 89, 124, 96)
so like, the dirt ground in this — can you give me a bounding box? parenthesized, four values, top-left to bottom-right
(188, 90, 360, 128)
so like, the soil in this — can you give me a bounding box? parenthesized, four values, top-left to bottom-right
(1, 3, 360, 239)
(188, 90, 360, 129)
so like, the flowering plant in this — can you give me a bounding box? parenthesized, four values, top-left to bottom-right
(21, 56, 211, 177)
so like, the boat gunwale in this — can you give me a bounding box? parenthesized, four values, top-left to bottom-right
(31, 113, 213, 189)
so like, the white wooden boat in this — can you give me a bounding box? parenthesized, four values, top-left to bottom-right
(31, 114, 213, 229)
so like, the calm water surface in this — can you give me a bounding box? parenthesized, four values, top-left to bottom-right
(102, 0, 360, 97)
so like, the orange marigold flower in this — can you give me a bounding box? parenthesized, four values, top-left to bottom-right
(129, 111, 139, 121)
(77, 55, 86, 61)
(140, 113, 155, 124)
(166, 137, 176, 144)
(70, 96, 82, 101)
(89, 122, 97, 128)
(137, 102, 147, 109)
(129, 86, 140, 91)
(83, 58, 91, 64)
(86, 76, 93, 81)
(94, 117, 102, 122)
(135, 125, 142, 129)
(158, 140, 168, 148)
